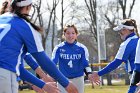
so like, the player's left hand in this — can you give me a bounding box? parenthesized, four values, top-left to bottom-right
(88, 71, 101, 85)
(42, 74, 55, 82)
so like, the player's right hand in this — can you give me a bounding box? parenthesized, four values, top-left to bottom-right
(42, 82, 60, 93)
(65, 81, 78, 93)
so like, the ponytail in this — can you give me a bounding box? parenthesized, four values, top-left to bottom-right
(16, 11, 43, 32)
(131, 19, 139, 37)
(0, 1, 8, 14)
(11, 0, 43, 33)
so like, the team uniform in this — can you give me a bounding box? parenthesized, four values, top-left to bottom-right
(0, 12, 69, 93)
(24, 53, 39, 71)
(98, 32, 138, 77)
(52, 41, 91, 93)
(128, 38, 140, 93)
(96, 32, 139, 93)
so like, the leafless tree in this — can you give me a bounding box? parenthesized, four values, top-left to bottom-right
(84, 0, 97, 42)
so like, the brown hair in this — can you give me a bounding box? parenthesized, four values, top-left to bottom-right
(122, 19, 139, 37)
(10, 0, 43, 33)
(63, 25, 79, 35)
(0, 1, 9, 14)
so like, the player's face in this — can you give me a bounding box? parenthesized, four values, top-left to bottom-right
(64, 27, 77, 44)
(118, 28, 130, 40)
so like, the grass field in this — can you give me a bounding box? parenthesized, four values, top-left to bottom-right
(19, 79, 129, 93)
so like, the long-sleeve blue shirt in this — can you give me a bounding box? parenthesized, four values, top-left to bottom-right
(52, 41, 90, 79)
(0, 12, 69, 88)
(98, 33, 138, 76)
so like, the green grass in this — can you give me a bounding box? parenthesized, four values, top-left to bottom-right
(19, 85, 128, 93)
(19, 79, 129, 93)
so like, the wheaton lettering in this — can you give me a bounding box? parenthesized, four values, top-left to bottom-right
(60, 53, 81, 60)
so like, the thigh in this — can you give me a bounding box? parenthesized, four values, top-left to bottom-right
(0, 68, 18, 93)
(70, 76, 84, 93)
(11, 72, 18, 93)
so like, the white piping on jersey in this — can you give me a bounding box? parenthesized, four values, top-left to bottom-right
(52, 42, 89, 61)
(115, 35, 137, 59)
(23, 20, 44, 52)
(0, 12, 17, 17)
(76, 42, 89, 61)
(52, 42, 65, 60)
(127, 60, 131, 72)
(16, 45, 24, 76)
(135, 39, 140, 64)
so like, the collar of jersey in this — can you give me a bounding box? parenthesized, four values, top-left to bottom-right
(125, 32, 136, 40)
(65, 41, 77, 45)
(2, 12, 18, 17)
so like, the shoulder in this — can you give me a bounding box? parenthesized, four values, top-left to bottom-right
(76, 42, 88, 51)
(76, 42, 87, 48)
(53, 42, 65, 51)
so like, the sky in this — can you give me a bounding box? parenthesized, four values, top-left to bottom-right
(39, 0, 140, 31)
(1, 0, 138, 31)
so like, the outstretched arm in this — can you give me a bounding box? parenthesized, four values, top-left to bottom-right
(31, 51, 78, 93)
(19, 64, 60, 93)
(98, 59, 123, 76)
(24, 54, 54, 82)
(91, 59, 123, 85)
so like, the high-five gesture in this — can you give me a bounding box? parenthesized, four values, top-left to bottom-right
(91, 71, 101, 85)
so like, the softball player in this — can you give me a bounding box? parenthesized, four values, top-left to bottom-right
(52, 25, 93, 93)
(92, 19, 139, 93)
(129, 37, 140, 93)
(0, 1, 54, 92)
(0, 0, 78, 93)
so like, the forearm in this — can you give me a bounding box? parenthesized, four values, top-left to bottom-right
(19, 65, 45, 88)
(24, 54, 39, 70)
(31, 51, 69, 88)
(35, 66, 46, 78)
(98, 59, 122, 76)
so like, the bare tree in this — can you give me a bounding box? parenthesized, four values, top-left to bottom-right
(118, 0, 136, 19)
(51, 0, 58, 51)
(84, 0, 97, 42)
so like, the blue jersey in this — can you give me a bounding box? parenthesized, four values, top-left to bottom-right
(115, 33, 138, 73)
(24, 53, 39, 70)
(0, 12, 69, 88)
(135, 38, 140, 64)
(0, 12, 44, 75)
(98, 33, 138, 76)
(52, 41, 90, 78)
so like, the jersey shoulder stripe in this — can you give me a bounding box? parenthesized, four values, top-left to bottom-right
(115, 35, 138, 59)
(76, 42, 89, 61)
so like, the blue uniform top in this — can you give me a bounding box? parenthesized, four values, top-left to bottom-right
(98, 33, 138, 76)
(52, 41, 90, 78)
(24, 53, 39, 70)
(0, 12, 43, 75)
(0, 12, 69, 88)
